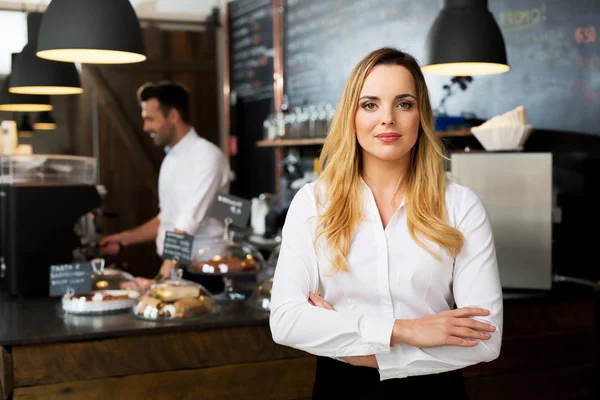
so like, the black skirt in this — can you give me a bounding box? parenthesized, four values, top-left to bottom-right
(312, 356, 468, 400)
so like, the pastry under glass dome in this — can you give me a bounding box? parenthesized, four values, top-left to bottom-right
(133, 269, 217, 320)
(60, 259, 141, 314)
(187, 219, 265, 301)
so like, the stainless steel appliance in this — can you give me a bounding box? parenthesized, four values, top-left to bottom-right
(450, 152, 553, 290)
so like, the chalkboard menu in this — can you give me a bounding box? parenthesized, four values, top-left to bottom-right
(284, 0, 600, 136)
(229, 0, 274, 102)
(284, 0, 435, 107)
(49, 262, 93, 297)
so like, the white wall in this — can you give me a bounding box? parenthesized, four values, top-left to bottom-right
(0, 10, 27, 75)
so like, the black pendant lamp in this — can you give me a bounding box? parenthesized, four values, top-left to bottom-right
(18, 114, 34, 138)
(34, 111, 57, 130)
(10, 13, 82, 95)
(36, 0, 146, 64)
(0, 54, 53, 112)
(422, 0, 510, 76)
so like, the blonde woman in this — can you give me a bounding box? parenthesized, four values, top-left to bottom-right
(269, 48, 503, 398)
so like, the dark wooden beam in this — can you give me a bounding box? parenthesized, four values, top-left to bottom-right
(13, 357, 315, 400)
(0, 347, 11, 400)
(11, 325, 305, 387)
(101, 60, 216, 74)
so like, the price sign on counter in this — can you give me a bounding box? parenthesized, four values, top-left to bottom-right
(49, 262, 93, 297)
(209, 193, 251, 228)
(162, 231, 194, 264)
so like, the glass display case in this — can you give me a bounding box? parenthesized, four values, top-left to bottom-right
(0, 154, 96, 185)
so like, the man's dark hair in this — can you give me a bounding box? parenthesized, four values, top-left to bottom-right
(137, 81, 190, 123)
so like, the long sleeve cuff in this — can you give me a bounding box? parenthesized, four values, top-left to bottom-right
(376, 345, 408, 380)
(360, 315, 396, 351)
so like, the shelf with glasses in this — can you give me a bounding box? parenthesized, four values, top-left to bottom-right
(255, 130, 472, 148)
(436, 129, 473, 137)
(256, 138, 327, 147)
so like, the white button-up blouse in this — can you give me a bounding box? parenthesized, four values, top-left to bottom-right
(269, 179, 503, 381)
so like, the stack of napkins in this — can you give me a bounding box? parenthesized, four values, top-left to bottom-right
(470, 106, 534, 151)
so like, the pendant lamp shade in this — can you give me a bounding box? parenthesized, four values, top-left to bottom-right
(422, 0, 510, 76)
(10, 13, 82, 95)
(0, 54, 53, 112)
(18, 114, 34, 137)
(34, 111, 57, 130)
(36, 0, 146, 64)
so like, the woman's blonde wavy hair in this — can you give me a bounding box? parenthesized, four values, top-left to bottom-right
(315, 47, 464, 273)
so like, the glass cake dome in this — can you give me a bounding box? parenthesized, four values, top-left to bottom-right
(187, 219, 265, 301)
(60, 259, 141, 314)
(133, 269, 217, 320)
(247, 277, 273, 311)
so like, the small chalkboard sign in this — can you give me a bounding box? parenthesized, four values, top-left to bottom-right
(209, 193, 252, 228)
(49, 262, 93, 297)
(163, 231, 194, 264)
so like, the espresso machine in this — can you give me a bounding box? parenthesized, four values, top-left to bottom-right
(0, 155, 103, 296)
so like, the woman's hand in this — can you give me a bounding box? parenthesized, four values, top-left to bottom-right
(307, 292, 378, 369)
(392, 307, 496, 348)
(308, 292, 335, 310)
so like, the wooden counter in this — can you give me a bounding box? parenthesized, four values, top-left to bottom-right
(0, 283, 597, 399)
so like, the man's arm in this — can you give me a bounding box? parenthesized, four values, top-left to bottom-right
(99, 216, 160, 255)
(120, 217, 161, 246)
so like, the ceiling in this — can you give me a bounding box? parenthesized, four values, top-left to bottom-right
(0, 0, 223, 22)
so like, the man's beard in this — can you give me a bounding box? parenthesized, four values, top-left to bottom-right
(154, 126, 175, 147)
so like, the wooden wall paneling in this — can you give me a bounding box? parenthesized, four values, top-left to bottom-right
(95, 67, 163, 169)
(82, 66, 159, 193)
(463, 330, 596, 378)
(11, 326, 305, 386)
(0, 347, 11, 400)
(12, 357, 315, 400)
(78, 82, 93, 157)
(66, 95, 77, 154)
(465, 363, 595, 400)
(502, 299, 595, 336)
(143, 25, 169, 61)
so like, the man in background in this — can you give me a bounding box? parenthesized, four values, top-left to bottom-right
(99, 81, 230, 293)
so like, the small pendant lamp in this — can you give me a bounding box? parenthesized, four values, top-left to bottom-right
(10, 13, 83, 95)
(34, 111, 57, 130)
(0, 54, 53, 112)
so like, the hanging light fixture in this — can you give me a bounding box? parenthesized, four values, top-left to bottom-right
(34, 111, 57, 130)
(18, 114, 34, 138)
(10, 13, 82, 95)
(36, 0, 146, 64)
(0, 54, 53, 112)
(422, 0, 510, 76)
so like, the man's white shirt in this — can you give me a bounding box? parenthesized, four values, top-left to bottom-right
(156, 128, 230, 256)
